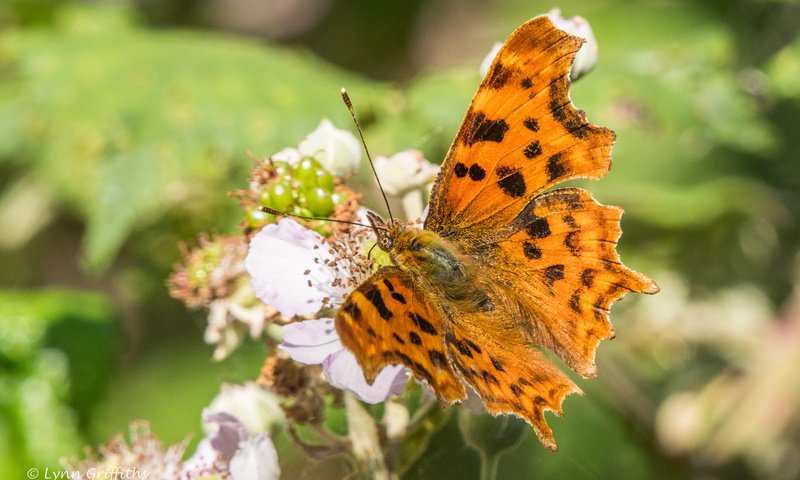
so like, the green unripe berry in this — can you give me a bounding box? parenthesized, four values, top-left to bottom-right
(314, 170, 335, 191)
(245, 207, 269, 227)
(293, 157, 323, 185)
(304, 187, 335, 217)
(264, 181, 296, 211)
(270, 160, 291, 178)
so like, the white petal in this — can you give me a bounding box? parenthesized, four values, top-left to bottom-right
(279, 318, 342, 364)
(547, 9, 598, 80)
(229, 434, 280, 480)
(270, 147, 301, 166)
(180, 438, 218, 477)
(323, 349, 407, 404)
(479, 42, 503, 77)
(372, 150, 439, 195)
(202, 410, 249, 457)
(245, 219, 334, 317)
(298, 118, 362, 176)
(206, 383, 285, 434)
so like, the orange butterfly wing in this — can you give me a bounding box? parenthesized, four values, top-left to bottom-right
(335, 267, 467, 404)
(487, 188, 659, 378)
(426, 16, 613, 236)
(444, 308, 581, 451)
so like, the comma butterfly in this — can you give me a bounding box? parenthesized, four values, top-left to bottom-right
(335, 15, 659, 450)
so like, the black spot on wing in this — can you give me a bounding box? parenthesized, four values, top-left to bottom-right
(490, 356, 505, 372)
(544, 265, 565, 284)
(524, 140, 542, 159)
(429, 349, 448, 367)
(520, 77, 533, 89)
(392, 333, 406, 345)
(496, 167, 527, 198)
(461, 111, 509, 146)
(382, 279, 395, 292)
(455, 162, 468, 178)
(413, 363, 434, 382)
(523, 117, 539, 131)
(343, 301, 362, 323)
(564, 231, 579, 254)
(409, 331, 422, 345)
(395, 350, 413, 365)
(391, 292, 407, 304)
(510, 384, 523, 396)
(569, 291, 581, 313)
(486, 62, 512, 89)
(468, 163, 486, 181)
(546, 153, 566, 182)
(362, 283, 393, 321)
(464, 339, 482, 355)
(523, 241, 541, 260)
(446, 332, 473, 358)
(409, 312, 437, 335)
(526, 216, 551, 239)
(482, 370, 499, 385)
(581, 269, 595, 288)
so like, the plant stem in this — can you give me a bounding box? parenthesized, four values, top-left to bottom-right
(480, 452, 499, 480)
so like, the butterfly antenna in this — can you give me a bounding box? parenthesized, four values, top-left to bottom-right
(341, 88, 394, 223)
(259, 206, 380, 231)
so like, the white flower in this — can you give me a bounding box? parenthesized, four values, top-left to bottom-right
(182, 412, 280, 480)
(270, 147, 301, 166)
(245, 218, 348, 317)
(373, 150, 439, 196)
(246, 218, 409, 403)
(206, 382, 284, 434)
(229, 433, 280, 480)
(547, 9, 598, 80)
(298, 118, 362, 176)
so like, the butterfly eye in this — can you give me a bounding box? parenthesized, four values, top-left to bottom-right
(380, 237, 394, 251)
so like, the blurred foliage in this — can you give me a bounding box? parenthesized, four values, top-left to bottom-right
(0, 289, 119, 478)
(0, 0, 799, 479)
(0, 4, 384, 271)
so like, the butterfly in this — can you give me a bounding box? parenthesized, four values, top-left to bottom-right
(334, 15, 659, 451)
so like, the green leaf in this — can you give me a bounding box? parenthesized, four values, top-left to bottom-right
(0, 5, 387, 271)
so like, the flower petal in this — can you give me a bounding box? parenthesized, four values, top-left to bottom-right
(373, 150, 439, 196)
(298, 118, 361, 176)
(323, 349, 407, 404)
(206, 383, 285, 434)
(279, 318, 342, 364)
(201, 410, 249, 457)
(245, 219, 334, 317)
(229, 433, 280, 480)
(547, 8, 598, 80)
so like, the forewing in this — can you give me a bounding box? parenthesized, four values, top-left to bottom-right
(426, 16, 614, 237)
(335, 267, 467, 403)
(488, 187, 659, 377)
(443, 309, 581, 451)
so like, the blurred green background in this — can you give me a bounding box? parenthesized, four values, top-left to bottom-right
(1, 0, 799, 478)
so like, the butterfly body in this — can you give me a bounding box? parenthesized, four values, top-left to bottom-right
(336, 16, 659, 451)
(369, 213, 493, 314)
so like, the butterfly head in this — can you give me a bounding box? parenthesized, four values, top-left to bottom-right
(366, 211, 403, 253)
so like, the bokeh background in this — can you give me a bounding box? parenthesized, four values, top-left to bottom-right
(1, 0, 799, 478)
